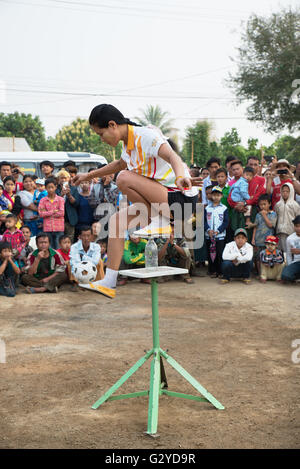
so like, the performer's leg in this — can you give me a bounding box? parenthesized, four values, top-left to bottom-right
(88, 202, 152, 293)
(117, 171, 171, 235)
(116, 171, 168, 218)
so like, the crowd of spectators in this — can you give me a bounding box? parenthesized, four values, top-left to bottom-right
(0, 155, 300, 297)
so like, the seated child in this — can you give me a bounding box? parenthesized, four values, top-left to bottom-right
(19, 225, 34, 273)
(229, 166, 254, 225)
(281, 215, 300, 283)
(99, 240, 108, 269)
(259, 235, 285, 283)
(118, 234, 150, 285)
(0, 241, 21, 297)
(221, 228, 253, 284)
(2, 214, 26, 261)
(56, 234, 71, 276)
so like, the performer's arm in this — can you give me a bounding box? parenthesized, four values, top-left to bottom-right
(73, 159, 127, 186)
(158, 143, 192, 192)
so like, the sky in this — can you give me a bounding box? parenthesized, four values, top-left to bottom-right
(0, 0, 298, 150)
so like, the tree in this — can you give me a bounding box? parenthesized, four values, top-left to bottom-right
(219, 128, 247, 164)
(0, 112, 48, 150)
(53, 118, 122, 162)
(182, 121, 214, 167)
(135, 105, 176, 136)
(271, 135, 300, 165)
(227, 8, 300, 133)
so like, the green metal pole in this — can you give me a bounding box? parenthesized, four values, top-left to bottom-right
(151, 279, 160, 350)
(146, 278, 161, 435)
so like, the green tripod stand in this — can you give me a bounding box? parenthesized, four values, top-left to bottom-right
(91, 267, 224, 436)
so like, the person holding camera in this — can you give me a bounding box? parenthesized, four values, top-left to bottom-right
(266, 158, 300, 208)
(11, 165, 25, 192)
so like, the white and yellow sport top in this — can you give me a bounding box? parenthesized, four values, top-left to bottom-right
(121, 125, 198, 197)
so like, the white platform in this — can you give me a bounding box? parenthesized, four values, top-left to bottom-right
(119, 266, 188, 279)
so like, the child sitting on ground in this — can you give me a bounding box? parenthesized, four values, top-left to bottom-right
(281, 215, 300, 283)
(19, 225, 34, 273)
(2, 214, 26, 261)
(274, 182, 300, 253)
(57, 234, 71, 266)
(229, 166, 254, 225)
(259, 235, 285, 283)
(99, 240, 108, 269)
(0, 241, 21, 297)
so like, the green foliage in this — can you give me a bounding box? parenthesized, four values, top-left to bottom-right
(0, 112, 48, 150)
(182, 121, 214, 167)
(228, 8, 300, 133)
(53, 118, 121, 162)
(271, 135, 300, 165)
(135, 105, 176, 136)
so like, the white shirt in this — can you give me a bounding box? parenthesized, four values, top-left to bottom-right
(286, 232, 300, 265)
(121, 125, 198, 197)
(222, 241, 253, 265)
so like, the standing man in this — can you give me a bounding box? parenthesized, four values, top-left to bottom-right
(0, 161, 12, 185)
(266, 159, 300, 208)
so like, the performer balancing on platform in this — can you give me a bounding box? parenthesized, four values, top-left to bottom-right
(73, 104, 199, 298)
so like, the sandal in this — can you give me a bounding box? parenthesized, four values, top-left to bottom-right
(26, 286, 37, 294)
(220, 279, 229, 284)
(183, 277, 194, 284)
(242, 279, 251, 284)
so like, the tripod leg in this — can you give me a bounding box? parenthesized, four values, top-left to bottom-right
(160, 349, 224, 410)
(92, 349, 153, 409)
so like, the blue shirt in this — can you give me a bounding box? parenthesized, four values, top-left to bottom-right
(70, 240, 101, 274)
(254, 211, 277, 247)
(230, 177, 250, 203)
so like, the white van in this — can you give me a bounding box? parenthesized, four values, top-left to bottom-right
(0, 151, 108, 177)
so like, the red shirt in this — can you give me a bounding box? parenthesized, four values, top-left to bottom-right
(56, 248, 70, 262)
(228, 175, 266, 208)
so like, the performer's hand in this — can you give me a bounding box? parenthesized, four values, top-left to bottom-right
(190, 176, 203, 187)
(176, 176, 192, 193)
(72, 173, 89, 186)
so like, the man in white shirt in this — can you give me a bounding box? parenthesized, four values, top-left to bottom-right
(281, 215, 300, 282)
(221, 228, 253, 284)
(70, 226, 104, 283)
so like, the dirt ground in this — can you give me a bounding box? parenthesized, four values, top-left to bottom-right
(0, 274, 300, 449)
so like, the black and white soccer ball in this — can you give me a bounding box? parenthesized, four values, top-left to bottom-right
(73, 261, 97, 284)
